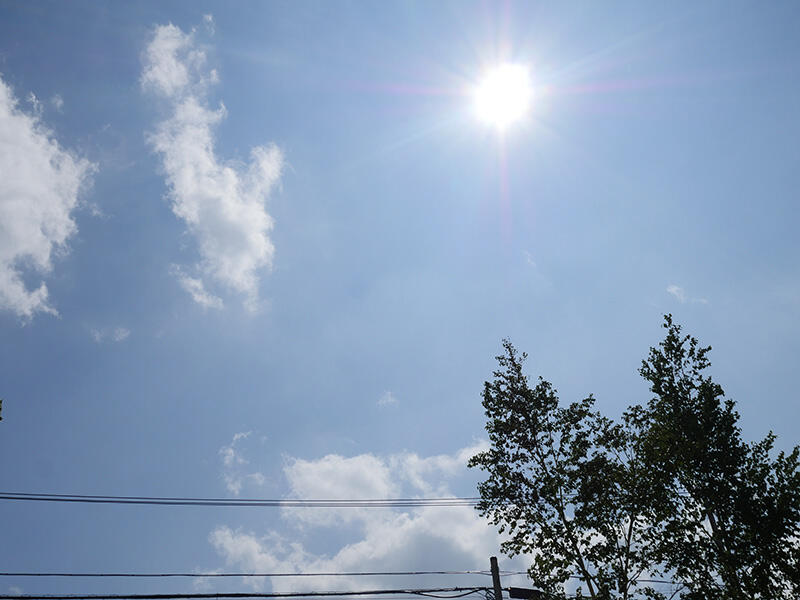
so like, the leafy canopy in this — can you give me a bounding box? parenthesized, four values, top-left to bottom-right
(469, 316, 800, 600)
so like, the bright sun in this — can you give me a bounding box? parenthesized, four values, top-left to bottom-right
(474, 64, 533, 130)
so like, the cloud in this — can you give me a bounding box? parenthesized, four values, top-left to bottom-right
(112, 327, 130, 341)
(0, 76, 95, 319)
(90, 327, 131, 343)
(50, 94, 64, 112)
(173, 265, 224, 310)
(203, 14, 215, 35)
(191, 569, 222, 592)
(208, 442, 530, 592)
(666, 284, 687, 303)
(26, 92, 42, 114)
(524, 251, 536, 268)
(377, 391, 397, 407)
(219, 431, 266, 496)
(666, 284, 708, 305)
(142, 22, 283, 312)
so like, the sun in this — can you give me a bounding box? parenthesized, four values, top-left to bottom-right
(473, 64, 533, 130)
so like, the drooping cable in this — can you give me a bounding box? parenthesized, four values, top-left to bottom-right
(0, 573, 491, 579)
(0, 587, 489, 600)
(0, 493, 480, 508)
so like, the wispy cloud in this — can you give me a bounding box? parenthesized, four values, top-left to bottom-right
(90, 327, 131, 343)
(377, 391, 397, 407)
(219, 431, 265, 496)
(666, 284, 708, 305)
(0, 76, 95, 319)
(50, 94, 64, 112)
(191, 569, 221, 592)
(172, 265, 224, 310)
(26, 92, 42, 114)
(524, 250, 537, 268)
(141, 21, 283, 312)
(202, 14, 215, 36)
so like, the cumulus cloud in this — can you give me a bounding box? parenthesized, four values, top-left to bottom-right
(0, 76, 95, 319)
(219, 431, 266, 496)
(208, 442, 530, 592)
(666, 284, 708, 305)
(141, 22, 283, 312)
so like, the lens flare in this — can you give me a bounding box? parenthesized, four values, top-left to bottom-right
(474, 64, 533, 130)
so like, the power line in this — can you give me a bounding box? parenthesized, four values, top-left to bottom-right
(0, 491, 696, 510)
(0, 573, 492, 579)
(0, 493, 480, 508)
(0, 573, 678, 586)
(0, 587, 488, 600)
(414, 592, 483, 599)
(500, 572, 679, 586)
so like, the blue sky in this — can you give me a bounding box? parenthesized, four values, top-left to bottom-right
(1, 1, 799, 597)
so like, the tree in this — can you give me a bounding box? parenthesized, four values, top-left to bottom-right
(634, 316, 800, 600)
(468, 341, 669, 600)
(469, 317, 800, 600)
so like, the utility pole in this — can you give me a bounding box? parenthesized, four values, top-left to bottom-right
(491, 556, 543, 600)
(490, 556, 503, 600)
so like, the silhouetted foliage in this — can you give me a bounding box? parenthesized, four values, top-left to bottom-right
(469, 316, 800, 600)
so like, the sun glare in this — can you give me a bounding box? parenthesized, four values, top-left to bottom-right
(474, 64, 533, 130)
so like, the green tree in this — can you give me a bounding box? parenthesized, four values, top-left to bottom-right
(635, 316, 800, 600)
(468, 341, 668, 600)
(470, 318, 800, 600)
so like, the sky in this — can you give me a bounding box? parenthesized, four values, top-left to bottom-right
(1, 1, 799, 598)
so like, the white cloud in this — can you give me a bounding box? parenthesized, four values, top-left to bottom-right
(377, 391, 397, 407)
(90, 326, 131, 343)
(281, 453, 398, 528)
(50, 94, 64, 112)
(203, 14, 215, 35)
(173, 265, 224, 310)
(232, 431, 251, 444)
(0, 76, 95, 319)
(112, 327, 130, 341)
(666, 284, 708, 305)
(26, 92, 42, 114)
(208, 442, 529, 592)
(219, 431, 265, 496)
(142, 22, 283, 312)
(524, 251, 536, 268)
(191, 569, 221, 592)
(279, 444, 488, 528)
(666, 284, 687, 303)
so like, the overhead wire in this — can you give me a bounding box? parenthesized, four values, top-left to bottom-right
(0, 573, 491, 579)
(0, 490, 697, 509)
(0, 587, 488, 600)
(412, 591, 484, 599)
(0, 493, 480, 508)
